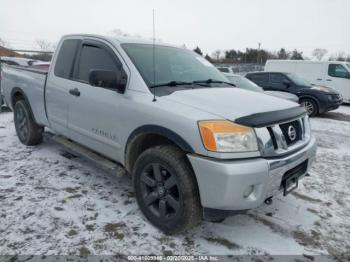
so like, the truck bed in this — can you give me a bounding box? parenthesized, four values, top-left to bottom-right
(1, 65, 49, 126)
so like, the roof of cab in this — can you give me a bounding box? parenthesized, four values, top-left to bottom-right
(62, 33, 172, 46)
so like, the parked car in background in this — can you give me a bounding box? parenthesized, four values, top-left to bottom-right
(0, 58, 6, 110)
(1, 34, 317, 233)
(265, 60, 350, 104)
(0, 56, 38, 67)
(216, 66, 234, 73)
(246, 72, 343, 116)
(224, 73, 299, 102)
(30, 61, 51, 70)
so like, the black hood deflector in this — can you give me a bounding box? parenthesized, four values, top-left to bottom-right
(235, 106, 306, 128)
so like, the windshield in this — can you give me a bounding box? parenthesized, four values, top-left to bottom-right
(227, 75, 263, 92)
(286, 73, 310, 86)
(122, 43, 227, 87)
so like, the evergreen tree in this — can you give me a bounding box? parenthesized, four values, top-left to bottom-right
(290, 49, 303, 60)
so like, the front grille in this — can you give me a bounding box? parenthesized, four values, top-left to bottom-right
(254, 115, 310, 157)
(279, 120, 302, 146)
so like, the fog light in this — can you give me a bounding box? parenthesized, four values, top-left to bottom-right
(243, 185, 255, 198)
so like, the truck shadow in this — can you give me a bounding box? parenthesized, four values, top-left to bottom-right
(0, 107, 12, 113)
(317, 112, 350, 122)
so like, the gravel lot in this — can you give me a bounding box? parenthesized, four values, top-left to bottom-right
(0, 106, 349, 259)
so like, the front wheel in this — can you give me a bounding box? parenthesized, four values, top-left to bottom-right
(133, 145, 202, 234)
(14, 100, 43, 145)
(300, 98, 318, 117)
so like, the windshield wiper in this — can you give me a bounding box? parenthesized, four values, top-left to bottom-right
(149, 79, 236, 89)
(193, 79, 235, 87)
(149, 81, 193, 88)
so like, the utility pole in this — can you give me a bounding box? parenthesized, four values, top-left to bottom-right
(257, 42, 261, 64)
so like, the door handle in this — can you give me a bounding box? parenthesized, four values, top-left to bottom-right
(326, 79, 332, 82)
(317, 78, 322, 81)
(69, 88, 80, 97)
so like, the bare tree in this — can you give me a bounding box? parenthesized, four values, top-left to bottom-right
(312, 48, 328, 61)
(36, 39, 53, 51)
(329, 51, 347, 61)
(0, 37, 10, 48)
(108, 28, 130, 37)
(212, 49, 221, 62)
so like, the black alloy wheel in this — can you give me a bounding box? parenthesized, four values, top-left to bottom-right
(133, 145, 202, 234)
(14, 100, 43, 145)
(140, 163, 181, 220)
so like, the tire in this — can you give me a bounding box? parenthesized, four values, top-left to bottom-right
(133, 145, 202, 234)
(300, 98, 318, 117)
(14, 99, 43, 145)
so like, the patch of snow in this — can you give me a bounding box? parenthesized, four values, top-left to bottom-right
(0, 111, 349, 257)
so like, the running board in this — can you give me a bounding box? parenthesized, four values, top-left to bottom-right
(45, 132, 126, 177)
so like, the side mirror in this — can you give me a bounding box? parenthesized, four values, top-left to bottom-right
(89, 69, 127, 93)
(283, 79, 291, 88)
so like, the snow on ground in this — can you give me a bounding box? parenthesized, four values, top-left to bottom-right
(0, 106, 350, 259)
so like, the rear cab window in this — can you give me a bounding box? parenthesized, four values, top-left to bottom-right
(54, 39, 81, 79)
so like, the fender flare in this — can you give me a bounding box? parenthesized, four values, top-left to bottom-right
(126, 125, 195, 154)
(11, 87, 37, 122)
(124, 125, 195, 172)
(298, 95, 320, 109)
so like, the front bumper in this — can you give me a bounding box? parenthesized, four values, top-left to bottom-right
(187, 136, 317, 210)
(319, 94, 343, 113)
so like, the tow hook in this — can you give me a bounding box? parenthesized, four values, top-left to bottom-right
(264, 197, 273, 205)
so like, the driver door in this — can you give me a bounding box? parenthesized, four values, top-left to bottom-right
(67, 39, 128, 161)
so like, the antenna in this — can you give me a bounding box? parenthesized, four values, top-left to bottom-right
(152, 9, 157, 102)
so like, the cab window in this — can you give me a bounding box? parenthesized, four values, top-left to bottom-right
(76, 44, 121, 83)
(328, 64, 349, 79)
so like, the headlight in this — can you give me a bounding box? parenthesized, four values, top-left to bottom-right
(198, 120, 258, 152)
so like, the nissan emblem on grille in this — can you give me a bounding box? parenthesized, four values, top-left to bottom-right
(288, 125, 297, 141)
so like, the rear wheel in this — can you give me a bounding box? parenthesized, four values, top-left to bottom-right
(133, 145, 202, 234)
(300, 98, 318, 117)
(14, 99, 43, 145)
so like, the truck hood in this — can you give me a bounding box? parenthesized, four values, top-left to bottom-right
(165, 87, 299, 121)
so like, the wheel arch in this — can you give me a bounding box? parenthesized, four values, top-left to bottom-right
(299, 95, 320, 112)
(11, 87, 37, 121)
(124, 125, 195, 173)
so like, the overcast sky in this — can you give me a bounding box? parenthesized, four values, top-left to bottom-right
(1, 0, 349, 58)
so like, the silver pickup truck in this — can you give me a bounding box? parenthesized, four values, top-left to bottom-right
(2, 34, 317, 234)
